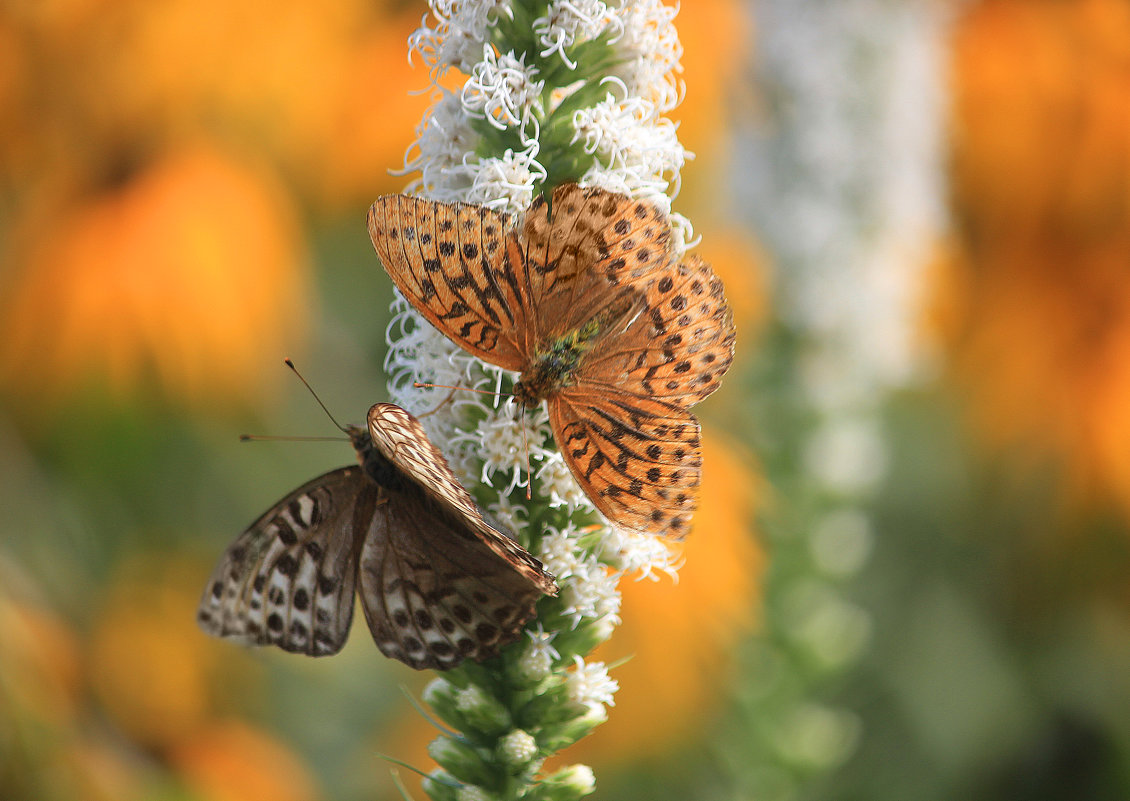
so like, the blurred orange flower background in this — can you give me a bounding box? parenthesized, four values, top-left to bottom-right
(0, 0, 432, 414)
(945, 0, 1130, 515)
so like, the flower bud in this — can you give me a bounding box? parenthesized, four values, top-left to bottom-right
(455, 784, 498, 801)
(423, 678, 473, 732)
(427, 736, 496, 788)
(421, 770, 460, 801)
(524, 764, 596, 801)
(514, 643, 554, 684)
(455, 685, 512, 735)
(514, 680, 572, 728)
(536, 703, 608, 751)
(497, 728, 539, 770)
(549, 616, 616, 658)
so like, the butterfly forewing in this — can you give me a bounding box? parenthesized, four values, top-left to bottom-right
(368, 194, 529, 370)
(367, 403, 558, 595)
(197, 467, 366, 656)
(519, 185, 674, 341)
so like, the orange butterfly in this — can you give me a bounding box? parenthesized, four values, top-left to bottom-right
(368, 184, 735, 538)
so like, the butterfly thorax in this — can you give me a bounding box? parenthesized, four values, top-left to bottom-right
(513, 319, 606, 406)
(347, 425, 402, 490)
(513, 292, 642, 406)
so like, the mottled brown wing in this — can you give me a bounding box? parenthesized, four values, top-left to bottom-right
(580, 255, 736, 406)
(548, 389, 702, 539)
(368, 194, 530, 370)
(197, 468, 367, 656)
(366, 403, 557, 595)
(519, 184, 675, 340)
(356, 485, 550, 670)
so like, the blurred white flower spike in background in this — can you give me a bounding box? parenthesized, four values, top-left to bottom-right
(384, 2, 699, 799)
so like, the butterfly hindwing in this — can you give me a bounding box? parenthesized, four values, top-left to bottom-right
(357, 488, 547, 670)
(197, 467, 367, 656)
(548, 389, 702, 539)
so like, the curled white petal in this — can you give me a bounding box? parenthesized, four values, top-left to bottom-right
(560, 555, 621, 627)
(613, 0, 684, 112)
(464, 147, 549, 215)
(535, 452, 593, 513)
(462, 46, 545, 133)
(533, 1, 622, 69)
(410, 0, 514, 76)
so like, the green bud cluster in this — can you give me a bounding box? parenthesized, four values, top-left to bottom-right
(419, 634, 610, 800)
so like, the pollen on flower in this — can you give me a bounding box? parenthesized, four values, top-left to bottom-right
(566, 656, 619, 709)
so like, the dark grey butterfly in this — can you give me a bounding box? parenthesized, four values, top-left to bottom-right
(197, 402, 558, 670)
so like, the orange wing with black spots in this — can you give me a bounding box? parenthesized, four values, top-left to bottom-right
(519, 184, 674, 341)
(548, 389, 702, 539)
(582, 255, 736, 406)
(368, 194, 529, 370)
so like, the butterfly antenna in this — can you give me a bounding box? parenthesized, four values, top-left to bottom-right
(284, 358, 348, 434)
(413, 381, 510, 399)
(239, 434, 344, 442)
(415, 385, 458, 419)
